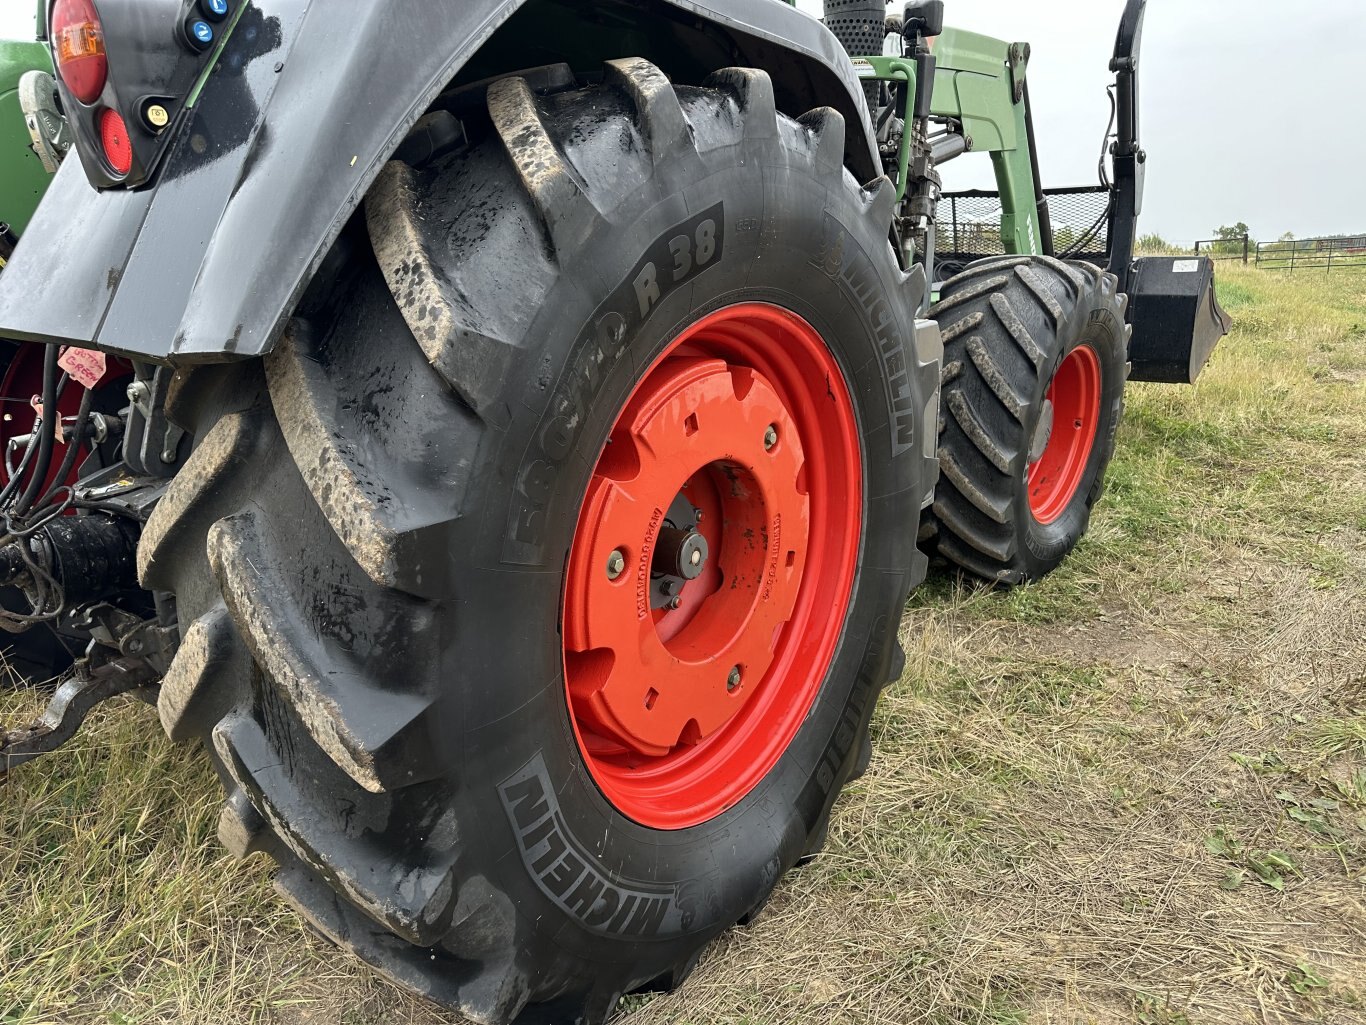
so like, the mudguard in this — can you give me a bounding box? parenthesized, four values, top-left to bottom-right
(0, 0, 880, 364)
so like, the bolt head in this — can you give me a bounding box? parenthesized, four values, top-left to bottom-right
(763, 425, 779, 451)
(690, 549, 702, 566)
(606, 549, 626, 580)
(727, 666, 742, 691)
(669, 596, 682, 611)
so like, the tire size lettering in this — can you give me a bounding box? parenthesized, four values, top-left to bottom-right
(508, 206, 725, 562)
(634, 211, 723, 318)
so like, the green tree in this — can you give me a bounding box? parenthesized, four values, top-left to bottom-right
(1215, 223, 1251, 241)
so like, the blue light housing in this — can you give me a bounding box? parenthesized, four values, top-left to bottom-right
(201, 0, 229, 21)
(190, 20, 213, 46)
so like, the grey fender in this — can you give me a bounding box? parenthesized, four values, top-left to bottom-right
(0, 0, 880, 363)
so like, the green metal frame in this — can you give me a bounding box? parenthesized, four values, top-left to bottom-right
(0, 1, 50, 237)
(854, 27, 1042, 256)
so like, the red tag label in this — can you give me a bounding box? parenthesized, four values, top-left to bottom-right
(30, 396, 64, 444)
(58, 346, 107, 390)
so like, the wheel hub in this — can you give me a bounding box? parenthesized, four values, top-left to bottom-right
(564, 357, 810, 758)
(562, 303, 862, 829)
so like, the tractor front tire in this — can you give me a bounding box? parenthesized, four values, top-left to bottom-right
(923, 256, 1129, 585)
(140, 60, 937, 1023)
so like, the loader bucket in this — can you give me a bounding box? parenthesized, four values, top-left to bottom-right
(1125, 256, 1231, 384)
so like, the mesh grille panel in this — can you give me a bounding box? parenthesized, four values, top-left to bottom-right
(936, 187, 1114, 262)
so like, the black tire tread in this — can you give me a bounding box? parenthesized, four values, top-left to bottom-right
(149, 59, 916, 1025)
(925, 258, 1128, 586)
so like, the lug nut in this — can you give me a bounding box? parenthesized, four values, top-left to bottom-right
(727, 666, 742, 691)
(764, 425, 779, 451)
(606, 549, 626, 580)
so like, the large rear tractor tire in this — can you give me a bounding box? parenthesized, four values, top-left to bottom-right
(140, 60, 939, 1023)
(922, 256, 1129, 585)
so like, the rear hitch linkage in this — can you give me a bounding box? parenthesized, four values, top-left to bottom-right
(0, 350, 178, 775)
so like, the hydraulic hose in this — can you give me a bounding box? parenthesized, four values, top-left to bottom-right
(16, 343, 60, 516)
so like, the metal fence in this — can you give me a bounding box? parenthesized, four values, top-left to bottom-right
(1195, 235, 1250, 263)
(1254, 235, 1366, 273)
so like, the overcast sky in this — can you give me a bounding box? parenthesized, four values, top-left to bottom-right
(4, 1, 1361, 241)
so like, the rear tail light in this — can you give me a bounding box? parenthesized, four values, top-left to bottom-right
(99, 108, 133, 176)
(51, 0, 108, 105)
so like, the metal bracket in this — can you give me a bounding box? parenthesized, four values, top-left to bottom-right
(0, 658, 160, 775)
(18, 70, 72, 175)
(1007, 42, 1031, 104)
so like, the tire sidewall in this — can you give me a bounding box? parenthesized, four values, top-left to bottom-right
(439, 149, 922, 962)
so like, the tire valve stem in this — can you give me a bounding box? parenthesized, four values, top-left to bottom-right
(606, 549, 626, 580)
(764, 425, 779, 451)
(727, 666, 742, 692)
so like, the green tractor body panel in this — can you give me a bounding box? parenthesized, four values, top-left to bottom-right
(0, 37, 50, 237)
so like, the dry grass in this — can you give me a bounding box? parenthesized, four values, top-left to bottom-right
(3, 264, 1364, 1024)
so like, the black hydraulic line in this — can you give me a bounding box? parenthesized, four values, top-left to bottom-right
(16, 344, 60, 516)
(1022, 82, 1055, 257)
(0, 432, 41, 508)
(35, 388, 94, 513)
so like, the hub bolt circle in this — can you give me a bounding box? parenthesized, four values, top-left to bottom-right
(606, 549, 627, 580)
(727, 666, 742, 692)
(764, 425, 779, 451)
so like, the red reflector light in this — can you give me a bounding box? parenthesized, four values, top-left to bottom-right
(99, 108, 133, 176)
(51, 0, 108, 105)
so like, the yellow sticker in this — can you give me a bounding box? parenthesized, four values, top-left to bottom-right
(146, 104, 170, 128)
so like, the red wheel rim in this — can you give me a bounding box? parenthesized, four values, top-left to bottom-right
(562, 303, 862, 830)
(1028, 345, 1101, 525)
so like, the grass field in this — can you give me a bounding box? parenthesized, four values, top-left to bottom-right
(2, 264, 1364, 1025)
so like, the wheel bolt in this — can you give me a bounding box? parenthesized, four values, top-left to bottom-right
(606, 549, 626, 580)
(727, 666, 742, 691)
(764, 425, 779, 451)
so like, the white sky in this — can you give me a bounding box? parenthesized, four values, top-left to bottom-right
(5, 1, 1362, 241)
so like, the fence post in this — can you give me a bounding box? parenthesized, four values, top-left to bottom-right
(1242, 234, 1249, 264)
(1328, 247, 1334, 274)
(1290, 245, 1296, 272)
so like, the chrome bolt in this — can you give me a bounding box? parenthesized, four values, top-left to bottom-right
(669, 596, 683, 611)
(764, 425, 779, 451)
(727, 666, 742, 691)
(606, 549, 626, 580)
(690, 549, 702, 567)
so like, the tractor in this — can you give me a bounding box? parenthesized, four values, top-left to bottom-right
(0, 1, 1228, 1021)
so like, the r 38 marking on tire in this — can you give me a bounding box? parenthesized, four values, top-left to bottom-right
(506, 204, 725, 564)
